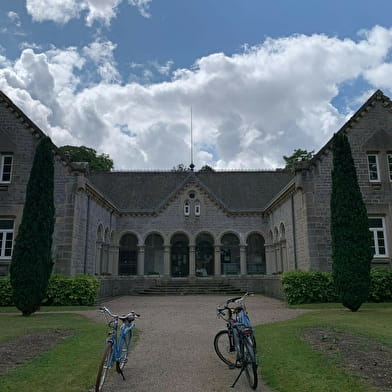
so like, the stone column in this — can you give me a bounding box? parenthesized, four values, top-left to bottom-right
(109, 245, 119, 275)
(95, 241, 103, 275)
(214, 245, 221, 276)
(137, 246, 145, 276)
(240, 245, 247, 276)
(265, 244, 273, 274)
(163, 245, 171, 277)
(189, 245, 196, 277)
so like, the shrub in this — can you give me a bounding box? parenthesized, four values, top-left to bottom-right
(368, 269, 392, 302)
(282, 270, 338, 305)
(0, 278, 13, 306)
(0, 275, 99, 307)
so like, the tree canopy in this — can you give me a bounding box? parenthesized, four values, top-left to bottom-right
(283, 149, 314, 169)
(59, 145, 113, 172)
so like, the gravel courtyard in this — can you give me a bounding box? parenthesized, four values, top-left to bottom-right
(84, 295, 308, 391)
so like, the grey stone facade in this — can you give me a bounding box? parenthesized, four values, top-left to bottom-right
(0, 90, 391, 279)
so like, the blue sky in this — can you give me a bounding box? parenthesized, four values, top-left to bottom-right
(2, 1, 392, 169)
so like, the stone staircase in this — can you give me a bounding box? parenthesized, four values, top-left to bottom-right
(137, 279, 244, 295)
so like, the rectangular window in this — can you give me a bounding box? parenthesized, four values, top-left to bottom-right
(388, 154, 392, 182)
(367, 154, 380, 182)
(0, 219, 14, 258)
(368, 217, 388, 257)
(0, 154, 13, 183)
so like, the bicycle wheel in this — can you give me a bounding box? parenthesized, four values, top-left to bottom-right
(118, 329, 132, 370)
(243, 338, 258, 390)
(96, 342, 113, 392)
(214, 329, 236, 366)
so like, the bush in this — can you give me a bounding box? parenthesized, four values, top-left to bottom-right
(282, 270, 339, 305)
(0, 278, 13, 306)
(0, 275, 99, 307)
(368, 269, 392, 302)
(282, 269, 392, 305)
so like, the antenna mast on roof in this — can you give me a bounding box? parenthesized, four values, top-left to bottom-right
(189, 106, 195, 171)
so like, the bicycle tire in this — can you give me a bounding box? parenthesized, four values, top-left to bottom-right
(243, 338, 258, 390)
(95, 342, 113, 392)
(214, 329, 236, 366)
(118, 329, 132, 370)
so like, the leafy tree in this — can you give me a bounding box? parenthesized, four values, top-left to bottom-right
(10, 137, 55, 316)
(59, 145, 113, 172)
(171, 163, 189, 172)
(283, 149, 314, 169)
(330, 133, 373, 312)
(199, 165, 215, 172)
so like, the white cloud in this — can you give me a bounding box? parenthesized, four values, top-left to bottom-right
(8, 11, 21, 27)
(2, 26, 392, 170)
(26, 0, 152, 26)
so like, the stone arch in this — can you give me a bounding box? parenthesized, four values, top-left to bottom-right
(220, 232, 240, 275)
(217, 230, 243, 246)
(170, 232, 190, 277)
(246, 232, 266, 274)
(144, 233, 164, 275)
(195, 232, 214, 277)
(118, 233, 138, 275)
(116, 230, 142, 246)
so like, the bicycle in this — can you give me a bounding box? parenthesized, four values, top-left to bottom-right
(95, 306, 140, 392)
(214, 292, 258, 389)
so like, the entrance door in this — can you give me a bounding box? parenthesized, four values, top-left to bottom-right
(171, 234, 189, 277)
(196, 233, 214, 276)
(118, 233, 138, 275)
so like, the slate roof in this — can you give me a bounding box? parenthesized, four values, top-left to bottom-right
(87, 170, 294, 213)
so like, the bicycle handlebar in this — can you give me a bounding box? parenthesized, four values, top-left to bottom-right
(99, 306, 140, 320)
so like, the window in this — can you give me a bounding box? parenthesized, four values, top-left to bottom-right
(184, 200, 190, 216)
(194, 200, 200, 216)
(369, 217, 388, 257)
(0, 220, 14, 258)
(0, 154, 13, 183)
(388, 154, 392, 181)
(367, 154, 380, 182)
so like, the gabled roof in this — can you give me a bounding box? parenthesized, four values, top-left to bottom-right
(87, 170, 294, 213)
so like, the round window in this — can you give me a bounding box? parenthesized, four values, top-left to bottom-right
(188, 191, 196, 199)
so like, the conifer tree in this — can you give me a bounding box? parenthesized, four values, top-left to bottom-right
(10, 137, 55, 316)
(330, 133, 373, 311)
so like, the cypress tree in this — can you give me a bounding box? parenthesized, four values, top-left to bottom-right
(10, 137, 55, 316)
(330, 133, 373, 311)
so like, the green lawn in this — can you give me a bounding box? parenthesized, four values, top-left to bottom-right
(0, 305, 96, 313)
(255, 306, 392, 392)
(0, 312, 105, 392)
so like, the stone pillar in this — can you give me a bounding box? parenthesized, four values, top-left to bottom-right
(163, 245, 171, 277)
(137, 246, 145, 276)
(189, 245, 196, 277)
(240, 245, 247, 276)
(109, 245, 119, 275)
(214, 245, 221, 276)
(95, 241, 103, 275)
(265, 244, 273, 274)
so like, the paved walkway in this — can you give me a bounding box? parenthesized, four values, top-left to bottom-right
(83, 295, 308, 392)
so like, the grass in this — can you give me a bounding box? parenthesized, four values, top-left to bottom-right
(288, 302, 392, 310)
(0, 312, 106, 392)
(255, 305, 392, 392)
(0, 305, 96, 313)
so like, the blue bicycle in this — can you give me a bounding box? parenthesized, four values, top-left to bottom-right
(95, 306, 140, 392)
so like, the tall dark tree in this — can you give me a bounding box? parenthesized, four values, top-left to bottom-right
(59, 145, 113, 172)
(330, 133, 373, 311)
(10, 137, 55, 316)
(283, 149, 314, 169)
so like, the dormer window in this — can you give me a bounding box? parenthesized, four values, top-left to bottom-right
(367, 154, 380, 182)
(0, 154, 13, 183)
(195, 200, 201, 216)
(184, 200, 190, 216)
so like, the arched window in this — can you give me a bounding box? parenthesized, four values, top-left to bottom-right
(144, 233, 164, 275)
(220, 233, 240, 275)
(246, 233, 266, 274)
(195, 200, 201, 216)
(279, 223, 286, 241)
(118, 233, 138, 275)
(184, 200, 190, 216)
(274, 227, 279, 242)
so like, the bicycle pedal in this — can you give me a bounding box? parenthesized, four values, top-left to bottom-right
(228, 363, 236, 370)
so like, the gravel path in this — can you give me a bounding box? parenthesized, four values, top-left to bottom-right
(83, 295, 308, 392)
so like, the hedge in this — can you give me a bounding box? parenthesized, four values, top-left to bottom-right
(0, 275, 100, 307)
(282, 269, 392, 305)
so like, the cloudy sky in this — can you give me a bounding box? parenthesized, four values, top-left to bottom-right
(2, 1, 392, 170)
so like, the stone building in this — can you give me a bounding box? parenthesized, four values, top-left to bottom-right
(0, 89, 391, 283)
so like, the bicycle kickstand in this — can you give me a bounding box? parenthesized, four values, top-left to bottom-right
(231, 365, 245, 388)
(116, 361, 126, 381)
